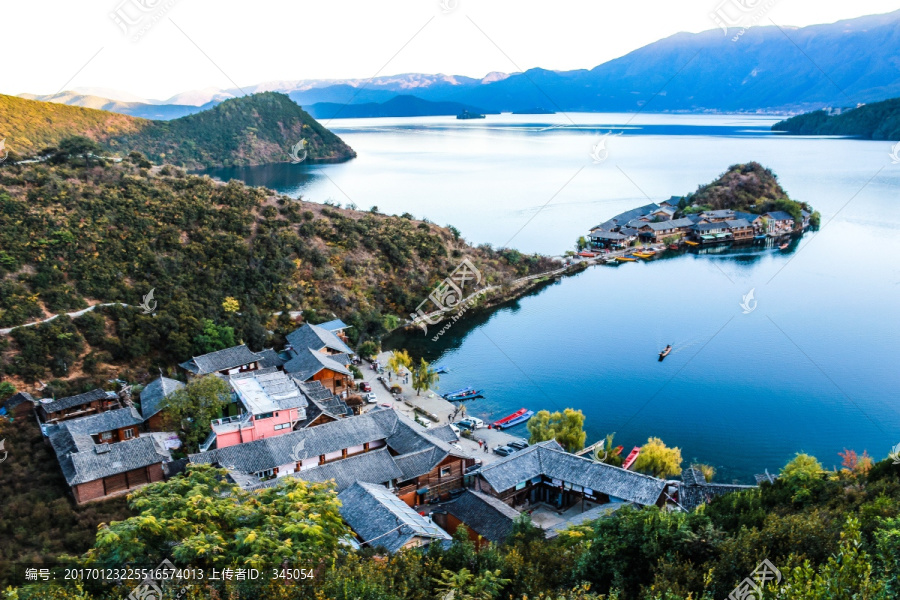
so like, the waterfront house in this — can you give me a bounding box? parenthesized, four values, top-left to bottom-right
(588, 229, 629, 249)
(755, 211, 795, 235)
(179, 344, 264, 378)
(207, 369, 309, 450)
(37, 389, 122, 425)
(338, 481, 451, 552)
(591, 203, 660, 232)
(473, 440, 667, 510)
(431, 489, 523, 547)
(677, 466, 756, 511)
(691, 221, 732, 244)
(1, 391, 35, 419)
(637, 217, 695, 243)
(47, 414, 172, 503)
(283, 348, 352, 394)
(191, 408, 471, 505)
(649, 206, 676, 220)
(139, 376, 185, 431)
(660, 196, 682, 208)
(700, 209, 736, 222)
(801, 209, 811, 228)
(723, 218, 754, 242)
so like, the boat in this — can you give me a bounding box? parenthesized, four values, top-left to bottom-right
(639, 248, 657, 256)
(446, 389, 484, 401)
(442, 386, 472, 399)
(577, 251, 597, 258)
(659, 344, 672, 361)
(615, 255, 637, 262)
(779, 242, 789, 250)
(457, 110, 485, 120)
(684, 240, 699, 247)
(492, 408, 534, 429)
(668, 244, 679, 250)
(632, 251, 654, 259)
(433, 365, 449, 374)
(622, 446, 641, 470)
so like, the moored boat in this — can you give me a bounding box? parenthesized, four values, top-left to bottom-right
(492, 408, 534, 429)
(684, 240, 699, 247)
(616, 255, 637, 262)
(659, 344, 672, 361)
(668, 244, 679, 250)
(442, 386, 472, 399)
(779, 242, 789, 250)
(446, 389, 483, 401)
(622, 446, 641, 470)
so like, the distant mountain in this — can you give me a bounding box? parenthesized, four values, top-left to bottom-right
(307, 95, 496, 119)
(0, 92, 355, 168)
(17, 91, 213, 120)
(771, 97, 900, 140)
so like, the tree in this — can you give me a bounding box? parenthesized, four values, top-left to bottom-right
(594, 432, 623, 466)
(53, 136, 103, 167)
(86, 464, 347, 570)
(357, 340, 379, 358)
(434, 568, 510, 600)
(161, 375, 230, 452)
(526, 409, 587, 453)
(412, 357, 439, 396)
(193, 318, 236, 354)
(575, 236, 588, 251)
(781, 453, 823, 483)
(632, 437, 682, 478)
(222, 296, 240, 313)
(387, 349, 412, 376)
(0, 381, 15, 401)
(696, 463, 716, 482)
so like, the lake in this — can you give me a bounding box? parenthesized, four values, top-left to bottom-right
(205, 113, 900, 483)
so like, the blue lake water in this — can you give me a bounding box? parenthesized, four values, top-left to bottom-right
(206, 113, 900, 483)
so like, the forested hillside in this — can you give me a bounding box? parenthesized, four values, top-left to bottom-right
(0, 92, 356, 168)
(0, 151, 553, 397)
(772, 97, 900, 140)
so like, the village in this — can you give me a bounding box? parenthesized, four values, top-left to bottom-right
(1, 318, 776, 553)
(581, 196, 811, 263)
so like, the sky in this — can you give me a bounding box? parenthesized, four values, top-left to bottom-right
(2, 0, 898, 102)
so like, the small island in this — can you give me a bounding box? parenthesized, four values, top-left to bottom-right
(579, 162, 819, 258)
(456, 109, 486, 120)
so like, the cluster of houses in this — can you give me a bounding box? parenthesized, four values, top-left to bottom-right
(587, 197, 809, 250)
(2, 318, 769, 552)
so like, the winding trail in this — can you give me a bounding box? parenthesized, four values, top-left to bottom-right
(0, 303, 129, 335)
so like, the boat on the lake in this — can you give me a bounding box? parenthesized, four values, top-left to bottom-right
(433, 365, 449, 374)
(492, 408, 534, 429)
(668, 244, 679, 250)
(779, 242, 789, 250)
(616, 255, 637, 262)
(622, 446, 641, 470)
(659, 344, 672, 361)
(457, 110, 485, 120)
(442, 386, 472, 398)
(632, 251, 655, 258)
(445, 389, 484, 401)
(684, 240, 699, 247)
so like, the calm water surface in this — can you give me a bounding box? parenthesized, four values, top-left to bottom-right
(207, 113, 900, 482)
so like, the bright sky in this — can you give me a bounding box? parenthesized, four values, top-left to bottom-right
(3, 0, 897, 101)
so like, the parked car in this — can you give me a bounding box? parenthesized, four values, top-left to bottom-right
(493, 446, 514, 457)
(465, 464, 482, 475)
(358, 381, 372, 392)
(364, 392, 378, 403)
(508, 440, 529, 451)
(455, 417, 485, 431)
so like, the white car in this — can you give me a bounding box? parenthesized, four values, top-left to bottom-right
(365, 392, 378, 403)
(449, 423, 460, 435)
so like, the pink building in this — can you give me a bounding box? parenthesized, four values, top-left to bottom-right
(208, 370, 309, 450)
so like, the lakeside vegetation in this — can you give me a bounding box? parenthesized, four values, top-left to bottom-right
(5, 447, 900, 599)
(0, 149, 554, 397)
(0, 92, 356, 168)
(772, 97, 900, 140)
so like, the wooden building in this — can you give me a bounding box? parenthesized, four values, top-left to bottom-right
(179, 344, 264, 378)
(37, 389, 122, 425)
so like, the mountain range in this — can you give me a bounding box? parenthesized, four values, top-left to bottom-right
(15, 10, 900, 119)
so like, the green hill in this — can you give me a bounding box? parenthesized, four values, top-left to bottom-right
(0, 92, 356, 168)
(772, 97, 900, 140)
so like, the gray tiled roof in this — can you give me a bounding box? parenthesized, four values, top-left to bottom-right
(679, 467, 757, 511)
(179, 344, 262, 375)
(640, 217, 694, 231)
(286, 323, 353, 355)
(393, 446, 446, 481)
(257, 348, 287, 370)
(545, 502, 625, 538)
(703, 209, 735, 219)
(478, 441, 666, 506)
(693, 222, 728, 232)
(251, 447, 405, 493)
(317, 319, 350, 332)
(49, 425, 171, 486)
(139, 377, 185, 419)
(338, 481, 450, 552)
(229, 370, 309, 415)
(588, 230, 628, 241)
(62, 406, 143, 435)
(723, 219, 752, 228)
(765, 211, 794, 221)
(441, 489, 522, 543)
(41, 389, 111, 413)
(427, 424, 460, 444)
(283, 348, 352, 380)
(2, 391, 34, 410)
(593, 203, 659, 231)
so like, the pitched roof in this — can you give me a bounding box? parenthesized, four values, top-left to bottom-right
(257, 348, 286, 370)
(427, 424, 460, 444)
(179, 344, 263, 375)
(703, 209, 735, 219)
(765, 211, 794, 221)
(640, 217, 694, 231)
(723, 219, 752, 228)
(441, 489, 522, 543)
(2, 391, 34, 410)
(286, 323, 353, 355)
(49, 425, 171, 486)
(139, 377, 185, 419)
(251, 447, 404, 493)
(338, 481, 451, 552)
(593, 203, 659, 231)
(478, 441, 666, 506)
(588, 230, 628, 241)
(40, 389, 112, 414)
(61, 406, 143, 435)
(679, 467, 757, 511)
(693, 222, 728, 231)
(317, 319, 350, 332)
(545, 503, 625, 538)
(283, 348, 352, 380)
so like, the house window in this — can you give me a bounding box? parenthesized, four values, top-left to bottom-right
(440, 466, 451, 477)
(256, 468, 275, 480)
(255, 412, 274, 420)
(274, 423, 291, 431)
(123, 428, 134, 439)
(100, 431, 112, 441)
